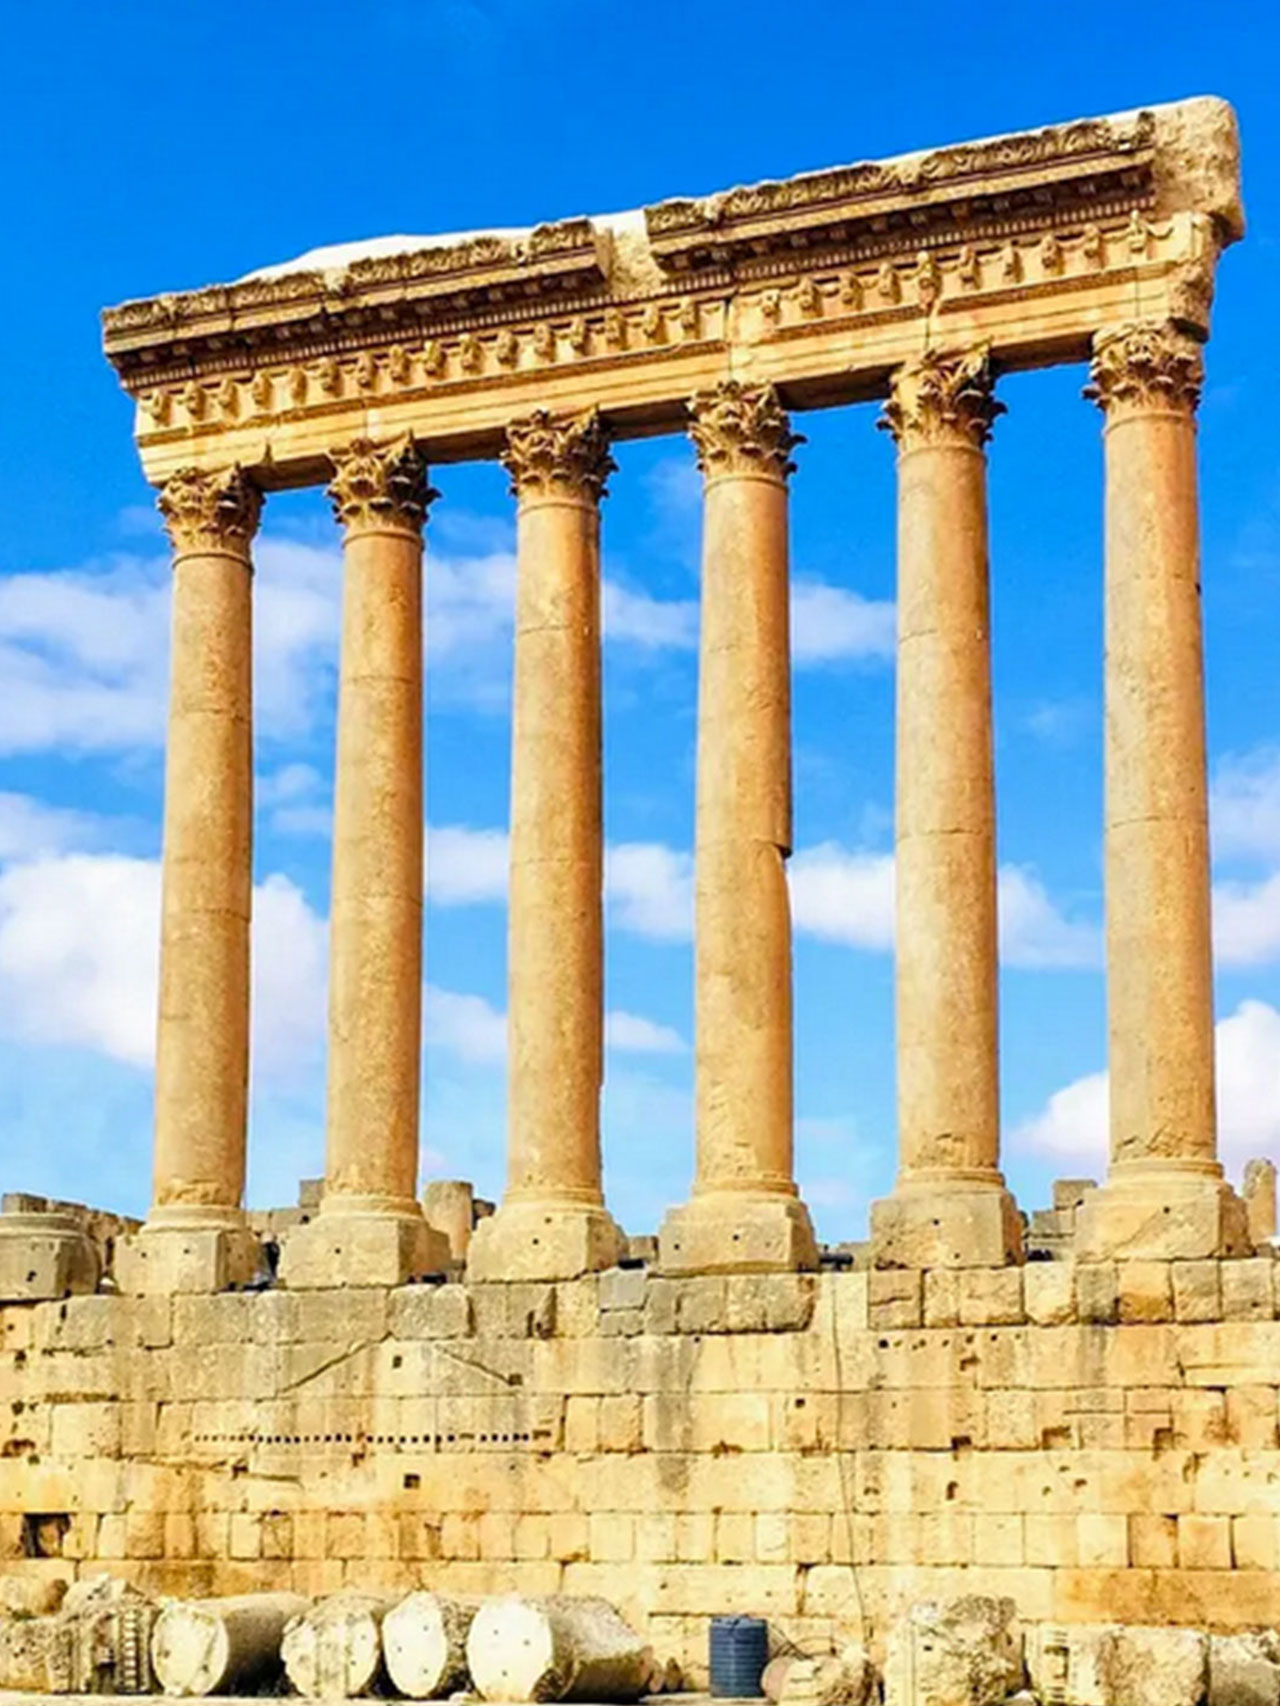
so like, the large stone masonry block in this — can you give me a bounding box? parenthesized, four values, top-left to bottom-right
(659, 1194, 817, 1276)
(0, 1211, 99, 1302)
(280, 1211, 449, 1289)
(467, 1202, 623, 1283)
(115, 1224, 259, 1295)
(1076, 1175, 1251, 1261)
(871, 1187, 1023, 1271)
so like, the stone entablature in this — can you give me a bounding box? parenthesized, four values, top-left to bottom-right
(5, 1260, 1280, 1671)
(101, 99, 1240, 485)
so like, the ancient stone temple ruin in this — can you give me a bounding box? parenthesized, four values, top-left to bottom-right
(2, 94, 1277, 1701)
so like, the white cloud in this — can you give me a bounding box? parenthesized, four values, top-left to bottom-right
(605, 842, 693, 941)
(426, 984, 507, 1064)
(789, 843, 896, 952)
(0, 792, 105, 860)
(0, 852, 327, 1082)
(997, 865, 1101, 970)
(258, 762, 332, 839)
(1213, 871, 1280, 967)
(427, 824, 510, 905)
(1211, 747, 1280, 864)
(602, 581, 697, 649)
(605, 1010, 686, 1054)
(1012, 998, 1280, 1179)
(790, 582, 896, 665)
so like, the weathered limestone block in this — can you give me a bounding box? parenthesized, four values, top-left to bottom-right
(1096, 1627, 1208, 1706)
(150, 1592, 308, 1696)
(282, 1592, 392, 1698)
(1243, 1160, 1277, 1248)
(424, 1180, 476, 1263)
(383, 1590, 477, 1698)
(884, 1597, 1023, 1706)
(1027, 1624, 1118, 1706)
(1209, 1634, 1280, 1706)
(467, 1594, 654, 1702)
(0, 1571, 69, 1616)
(0, 1209, 99, 1302)
(0, 1611, 75, 1694)
(765, 1646, 876, 1706)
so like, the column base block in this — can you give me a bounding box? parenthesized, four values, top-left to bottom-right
(279, 1209, 449, 1289)
(0, 1212, 100, 1302)
(467, 1201, 624, 1282)
(870, 1184, 1023, 1269)
(115, 1223, 261, 1296)
(1074, 1173, 1251, 1260)
(658, 1193, 818, 1275)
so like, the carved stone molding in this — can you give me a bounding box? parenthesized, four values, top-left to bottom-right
(880, 347, 1004, 450)
(328, 436, 435, 535)
(688, 381, 801, 482)
(1085, 321, 1205, 418)
(157, 466, 262, 558)
(500, 409, 615, 503)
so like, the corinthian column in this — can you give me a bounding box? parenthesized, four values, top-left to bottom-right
(474, 406, 628, 1276)
(119, 466, 262, 1296)
(1076, 322, 1247, 1259)
(870, 349, 1022, 1269)
(468, 410, 623, 1281)
(281, 437, 448, 1288)
(658, 381, 817, 1274)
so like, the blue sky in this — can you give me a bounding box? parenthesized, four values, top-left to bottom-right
(2, 1, 1280, 1240)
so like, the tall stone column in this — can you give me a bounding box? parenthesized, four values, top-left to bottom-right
(870, 349, 1022, 1269)
(119, 466, 263, 1296)
(1076, 322, 1247, 1259)
(281, 437, 448, 1288)
(468, 410, 624, 1282)
(659, 381, 817, 1274)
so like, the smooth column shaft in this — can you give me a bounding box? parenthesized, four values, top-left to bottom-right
(325, 522, 424, 1208)
(152, 472, 259, 1226)
(1104, 405, 1216, 1172)
(507, 492, 604, 1205)
(895, 437, 1000, 1182)
(695, 470, 794, 1194)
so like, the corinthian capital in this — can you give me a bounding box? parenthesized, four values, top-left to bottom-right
(880, 347, 1004, 450)
(687, 381, 800, 482)
(1085, 322, 1204, 418)
(328, 436, 435, 535)
(501, 409, 615, 503)
(158, 466, 262, 559)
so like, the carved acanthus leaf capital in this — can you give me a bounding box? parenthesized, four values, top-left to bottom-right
(1085, 321, 1204, 417)
(687, 381, 801, 482)
(880, 346, 1004, 449)
(157, 466, 262, 559)
(328, 436, 435, 535)
(501, 409, 615, 503)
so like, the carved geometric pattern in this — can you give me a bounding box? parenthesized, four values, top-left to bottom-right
(157, 465, 262, 558)
(328, 436, 435, 535)
(687, 381, 801, 482)
(880, 346, 1004, 449)
(500, 409, 615, 503)
(1085, 320, 1205, 417)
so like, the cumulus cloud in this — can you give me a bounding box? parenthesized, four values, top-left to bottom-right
(1211, 747, 1280, 864)
(427, 824, 510, 905)
(0, 852, 328, 1082)
(0, 792, 107, 860)
(605, 842, 693, 941)
(790, 582, 896, 665)
(426, 984, 507, 1064)
(605, 1010, 686, 1054)
(1213, 871, 1280, 968)
(1012, 998, 1280, 1178)
(787, 845, 1099, 970)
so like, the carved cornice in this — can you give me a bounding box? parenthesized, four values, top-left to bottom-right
(688, 381, 800, 482)
(880, 347, 1004, 449)
(1085, 321, 1204, 417)
(500, 410, 615, 503)
(157, 466, 262, 558)
(327, 437, 435, 535)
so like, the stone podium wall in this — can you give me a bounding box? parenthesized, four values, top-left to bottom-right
(4, 1260, 1280, 1675)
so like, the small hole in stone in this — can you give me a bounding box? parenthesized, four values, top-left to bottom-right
(404, 1473, 420, 1490)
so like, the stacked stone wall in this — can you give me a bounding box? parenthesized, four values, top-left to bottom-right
(4, 1261, 1280, 1679)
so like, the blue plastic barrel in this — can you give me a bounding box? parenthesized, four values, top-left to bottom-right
(709, 1616, 768, 1698)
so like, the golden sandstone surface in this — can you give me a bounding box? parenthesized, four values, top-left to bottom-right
(0, 96, 1274, 1690)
